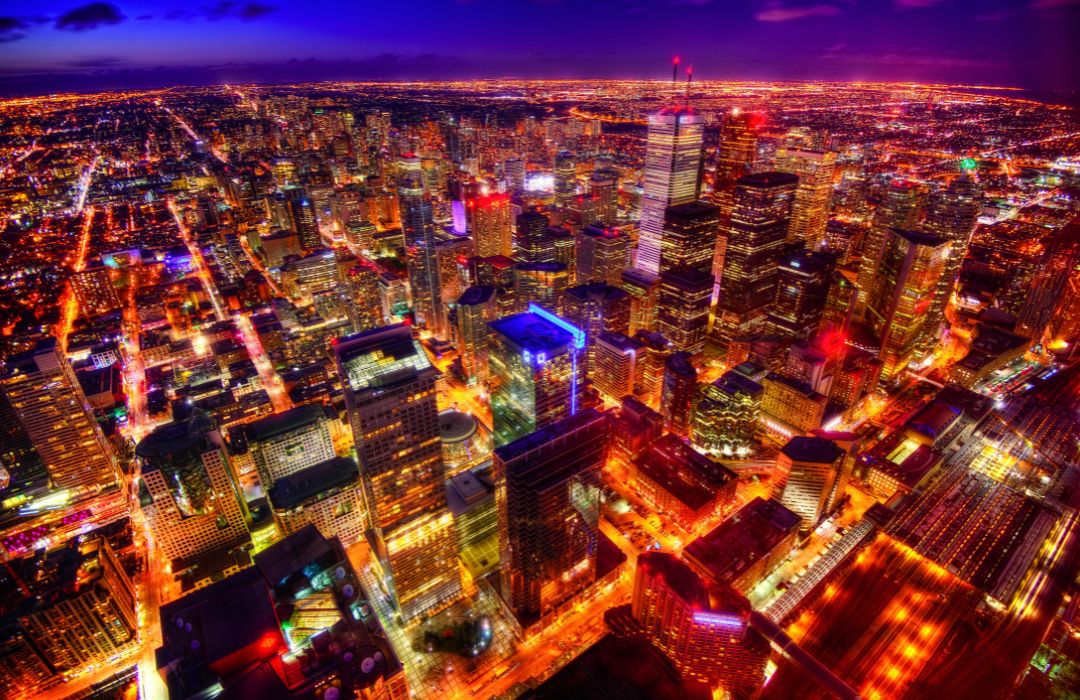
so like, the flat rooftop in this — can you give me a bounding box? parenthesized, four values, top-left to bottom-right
(489, 307, 583, 356)
(684, 497, 801, 583)
(635, 435, 736, 511)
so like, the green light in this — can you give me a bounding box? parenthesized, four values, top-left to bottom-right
(960, 158, 977, 171)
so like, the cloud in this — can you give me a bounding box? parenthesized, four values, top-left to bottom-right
(55, 3, 126, 31)
(755, 3, 840, 21)
(202, 2, 277, 20)
(0, 17, 30, 42)
(1030, 0, 1080, 8)
(893, 0, 944, 8)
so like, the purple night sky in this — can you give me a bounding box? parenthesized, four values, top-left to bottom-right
(0, 0, 1077, 96)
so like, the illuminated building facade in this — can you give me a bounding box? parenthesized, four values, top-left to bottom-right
(714, 109, 758, 190)
(136, 415, 251, 570)
(712, 173, 797, 351)
(865, 229, 949, 384)
(691, 370, 762, 457)
(593, 331, 643, 403)
(768, 250, 834, 341)
(633, 329, 671, 406)
(621, 267, 661, 335)
(456, 284, 499, 384)
(1015, 221, 1080, 344)
(512, 261, 569, 313)
(589, 167, 619, 227)
(631, 434, 738, 534)
(514, 208, 553, 264)
(446, 466, 499, 579)
(563, 282, 631, 377)
(398, 155, 446, 336)
(244, 403, 336, 490)
(638, 108, 704, 274)
(1, 339, 119, 497)
(336, 324, 461, 620)
(659, 201, 720, 275)
(660, 351, 697, 437)
(856, 179, 919, 315)
(268, 456, 364, 545)
(488, 304, 585, 446)
(554, 150, 576, 207)
(70, 265, 121, 317)
(575, 224, 631, 287)
(760, 372, 828, 438)
(774, 146, 836, 248)
(495, 408, 606, 629)
(657, 267, 712, 357)
(774, 436, 847, 531)
(344, 258, 387, 334)
(470, 193, 513, 258)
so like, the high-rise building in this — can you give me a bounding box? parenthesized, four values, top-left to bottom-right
(563, 283, 631, 377)
(488, 304, 585, 446)
(774, 436, 847, 531)
(621, 268, 661, 334)
(624, 552, 769, 693)
(554, 150, 577, 207)
(268, 456, 364, 546)
(70, 265, 121, 317)
(593, 331, 643, 403)
(633, 329, 671, 407)
(712, 173, 798, 352)
(917, 174, 982, 360)
(470, 193, 513, 258)
(343, 257, 387, 334)
(505, 157, 526, 194)
(768, 250, 835, 341)
(714, 109, 757, 190)
(336, 325, 461, 620)
(575, 224, 631, 286)
(242, 404, 337, 490)
(515, 208, 553, 264)
(691, 370, 762, 457)
(547, 225, 577, 281)
(658, 268, 713, 357)
(435, 235, 472, 311)
(398, 155, 446, 336)
(856, 180, 920, 315)
(589, 167, 619, 226)
(865, 229, 949, 384)
(660, 351, 697, 437)
(135, 414, 251, 569)
(638, 108, 704, 274)
(1015, 222, 1080, 343)
(660, 201, 720, 276)
(1, 339, 118, 497)
(513, 261, 569, 313)
(285, 186, 322, 251)
(456, 285, 499, 384)
(774, 146, 836, 248)
(631, 435, 738, 534)
(495, 408, 607, 629)
(0, 381, 50, 518)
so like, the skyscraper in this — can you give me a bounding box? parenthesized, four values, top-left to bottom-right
(456, 284, 499, 384)
(768, 250, 835, 341)
(589, 167, 619, 226)
(1, 339, 118, 496)
(554, 150, 577, 207)
(774, 435, 847, 531)
(135, 414, 251, 569)
(775, 146, 836, 249)
(563, 282, 631, 377)
(336, 324, 461, 620)
(660, 200, 721, 276)
(495, 408, 607, 629)
(470, 193, 513, 258)
(637, 108, 704, 274)
(1016, 221, 1080, 344)
(285, 186, 321, 251)
(660, 351, 697, 437)
(714, 109, 758, 190)
(658, 267, 713, 357)
(711, 173, 798, 352)
(856, 180, 920, 316)
(515, 208, 553, 264)
(488, 304, 585, 446)
(513, 261, 569, 313)
(691, 370, 763, 457)
(398, 155, 446, 336)
(865, 229, 949, 384)
(621, 268, 661, 335)
(242, 404, 337, 489)
(593, 331, 643, 402)
(575, 224, 631, 286)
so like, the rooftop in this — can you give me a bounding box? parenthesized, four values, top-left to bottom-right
(489, 306, 584, 355)
(780, 436, 845, 464)
(635, 435, 737, 511)
(684, 498, 801, 582)
(267, 457, 359, 510)
(244, 403, 327, 443)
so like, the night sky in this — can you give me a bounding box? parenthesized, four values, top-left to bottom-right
(0, 0, 1077, 96)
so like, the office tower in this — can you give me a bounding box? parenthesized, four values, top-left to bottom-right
(917, 173, 982, 360)
(714, 109, 758, 190)
(865, 229, 949, 384)
(760, 373, 828, 437)
(691, 370, 762, 457)
(625, 552, 768, 692)
(660, 201, 720, 275)
(768, 250, 834, 340)
(589, 167, 619, 226)
(157, 526, 410, 700)
(336, 325, 461, 619)
(70, 265, 121, 317)
(470, 193, 513, 258)
(593, 332, 643, 403)
(398, 155, 446, 337)
(658, 268, 713, 357)
(343, 257, 387, 333)
(548, 225, 577, 280)
(622, 268, 661, 334)
(285, 186, 322, 251)
(563, 283, 631, 376)
(447, 467, 499, 578)
(495, 408, 607, 629)
(435, 235, 472, 312)
(1, 538, 136, 692)
(514, 208, 553, 263)
(1, 339, 118, 496)
(488, 304, 585, 446)
(505, 157, 525, 194)
(243, 404, 336, 490)
(269, 456, 364, 545)
(1045, 229, 1080, 354)
(774, 436, 847, 530)
(281, 249, 338, 301)
(774, 146, 836, 248)
(712, 173, 798, 351)
(575, 224, 631, 286)
(632, 435, 738, 534)
(513, 261, 569, 313)
(0, 384, 50, 523)
(856, 180, 920, 315)
(135, 414, 251, 568)
(638, 108, 704, 274)
(634, 329, 671, 406)
(554, 150, 577, 207)
(1015, 224, 1080, 343)
(819, 265, 860, 341)
(456, 285, 499, 384)
(609, 396, 666, 476)
(660, 351, 697, 437)
(345, 217, 378, 252)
